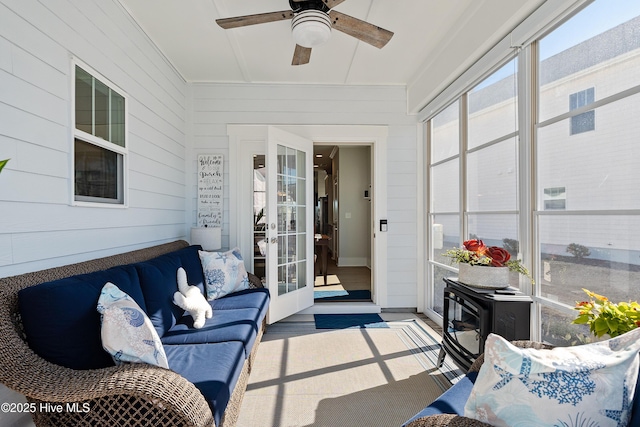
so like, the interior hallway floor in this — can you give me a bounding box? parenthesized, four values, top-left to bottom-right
(314, 256, 371, 302)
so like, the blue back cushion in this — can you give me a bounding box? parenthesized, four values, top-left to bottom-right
(18, 265, 143, 370)
(134, 245, 204, 337)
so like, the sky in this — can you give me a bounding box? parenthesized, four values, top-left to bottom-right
(474, 0, 640, 90)
(540, 0, 640, 59)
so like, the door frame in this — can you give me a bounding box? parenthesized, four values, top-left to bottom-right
(229, 124, 388, 310)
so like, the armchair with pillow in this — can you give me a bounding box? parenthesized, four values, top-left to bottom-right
(405, 328, 640, 427)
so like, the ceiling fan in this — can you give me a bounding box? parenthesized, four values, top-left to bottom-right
(216, 0, 394, 66)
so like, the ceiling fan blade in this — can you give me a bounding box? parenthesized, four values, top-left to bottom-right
(292, 45, 312, 66)
(328, 10, 393, 49)
(216, 10, 294, 29)
(291, 0, 349, 8)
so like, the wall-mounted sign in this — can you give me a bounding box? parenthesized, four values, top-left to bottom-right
(197, 154, 223, 227)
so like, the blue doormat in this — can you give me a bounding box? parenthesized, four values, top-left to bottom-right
(314, 313, 388, 329)
(314, 290, 371, 301)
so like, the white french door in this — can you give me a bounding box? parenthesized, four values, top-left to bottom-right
(266, 127, 314, 323)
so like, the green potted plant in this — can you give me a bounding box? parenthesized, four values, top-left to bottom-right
(444, 239, 533, 288)
(0, 159, 8, 174)
(573, 288, 640, 338)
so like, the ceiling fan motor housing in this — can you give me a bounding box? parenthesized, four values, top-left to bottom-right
(291, 9, 332, 48)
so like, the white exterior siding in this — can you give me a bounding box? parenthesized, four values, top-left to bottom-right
(0, 0, 188, 279)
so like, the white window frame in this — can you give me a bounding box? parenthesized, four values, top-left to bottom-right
(71, 58, 128, 207)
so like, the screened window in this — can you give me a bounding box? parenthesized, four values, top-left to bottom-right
(537, 0, 640, 345)
(424, 0, 640, 344)
(73, 64, 126, 204)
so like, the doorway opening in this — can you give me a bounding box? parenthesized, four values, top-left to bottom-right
(313, 144, 372, 303)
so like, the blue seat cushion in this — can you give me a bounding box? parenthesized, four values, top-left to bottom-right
(161, 308, 260, 357)
(164, 342, 245, 427)
(209, 288, 270, 320)
(134, 245, 203, 337)
(402, 372, 478, 426)
(18, 265, 143, 370)
(630, 372, 640, 427)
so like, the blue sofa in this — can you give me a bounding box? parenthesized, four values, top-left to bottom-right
(403, 341, 640, 427)
(0, 240, 268, 427)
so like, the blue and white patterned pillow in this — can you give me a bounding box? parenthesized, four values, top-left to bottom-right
(199, 248, 250, 300)
(97, 282, 169, 369)
(464, 328, 640, 427)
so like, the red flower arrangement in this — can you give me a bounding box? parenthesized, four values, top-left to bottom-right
(444, 239, 533, 283)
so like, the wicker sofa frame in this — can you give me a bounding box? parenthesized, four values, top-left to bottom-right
(405, 341, 553, 427)
(0, 240, 259, 427)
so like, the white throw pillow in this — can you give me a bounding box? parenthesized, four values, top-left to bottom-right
(199, 248, 250, 300)
(464, 328, 640, 427)
(97, 282, 169, 369)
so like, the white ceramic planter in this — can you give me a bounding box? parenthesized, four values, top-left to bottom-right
(457, 263, 509, 289)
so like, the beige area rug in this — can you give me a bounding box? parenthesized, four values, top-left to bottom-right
(237, 315, 462, 427)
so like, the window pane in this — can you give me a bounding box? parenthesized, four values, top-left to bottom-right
(431, 159, 459, 213)
(75, 66, 92, 135)
(537, 94, 640, 211)
(468, 213, 521, 288)
(467, 214, 518, 249)
(468, 59, 518, 149)
(94, 79, 109, 141)
(432, 264, 452, 317)
(110, 91, 125, 147)
(538, 214, 640, 306)
(74, 138, 121, 201)
(467, 138, 517, 211)
(431, 214, 460, 263)
(431, 101, 459, 163)
(541, 306, 600, 347)
(539, 1, 640, 122)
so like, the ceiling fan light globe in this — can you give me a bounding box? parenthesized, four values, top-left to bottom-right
(291, 10, 332, 48)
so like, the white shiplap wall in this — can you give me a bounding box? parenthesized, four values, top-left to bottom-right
(0, 1, 188, 423)
(0, 0, 189, 279)
(188, 82, 420, 308)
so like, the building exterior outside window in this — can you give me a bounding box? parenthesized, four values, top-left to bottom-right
(569, 88, 595, 135)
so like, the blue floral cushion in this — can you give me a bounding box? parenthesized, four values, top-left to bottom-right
(464, 328, 640, 427)
(199, 248, 250, 300)
(97, 282, 169, 369)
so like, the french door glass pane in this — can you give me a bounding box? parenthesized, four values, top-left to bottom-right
(276, 144, 307, 296)
(467, 138, 517, 211)
(468, 59, 518, 150)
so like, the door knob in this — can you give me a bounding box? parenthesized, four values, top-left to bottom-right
(270, 237, 277, 244)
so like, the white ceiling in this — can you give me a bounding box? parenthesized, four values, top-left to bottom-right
(118, 0, 545, 104)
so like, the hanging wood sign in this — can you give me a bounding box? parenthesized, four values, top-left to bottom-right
(197, 154, 223, 227)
